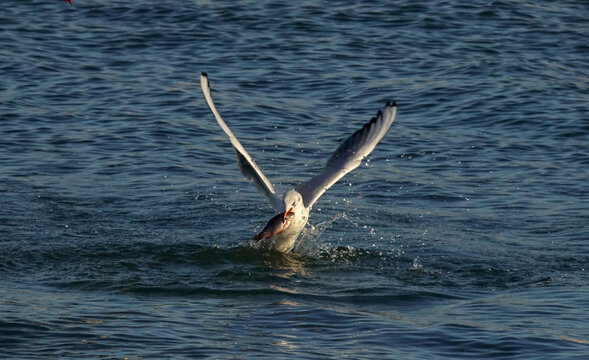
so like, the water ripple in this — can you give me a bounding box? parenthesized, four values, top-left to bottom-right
(1, 0, 588, 358)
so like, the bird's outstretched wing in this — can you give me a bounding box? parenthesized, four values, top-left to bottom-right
(201, 72, 282, 211)
(295, 102, 397, 209)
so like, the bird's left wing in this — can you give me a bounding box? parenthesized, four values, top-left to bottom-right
(201, 72, 282, 211)
(296, 102, 397, 209)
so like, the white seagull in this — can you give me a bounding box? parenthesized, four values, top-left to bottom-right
(201, 72, 397, 253)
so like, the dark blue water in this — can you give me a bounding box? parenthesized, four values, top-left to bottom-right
(1, 1, 588, 358)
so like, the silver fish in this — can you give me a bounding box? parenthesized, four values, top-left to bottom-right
(253, 209, 295, 242)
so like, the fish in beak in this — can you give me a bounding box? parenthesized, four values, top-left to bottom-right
(253, 208, 295, 242)
(284, 207, 294, 221)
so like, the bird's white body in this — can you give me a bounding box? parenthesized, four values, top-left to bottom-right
(259, 195, 310, 253)
(200, 73, 397, 253)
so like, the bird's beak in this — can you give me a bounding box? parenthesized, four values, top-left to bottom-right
(284, 207, 293, 220)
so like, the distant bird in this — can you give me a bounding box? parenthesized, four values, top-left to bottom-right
(200, 72, 397, 253)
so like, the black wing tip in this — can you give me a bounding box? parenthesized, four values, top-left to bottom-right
(364, 101, 395, 131)
(201, 72, 208, 77)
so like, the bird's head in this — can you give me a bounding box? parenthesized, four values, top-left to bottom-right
(283, 189, 303, 220)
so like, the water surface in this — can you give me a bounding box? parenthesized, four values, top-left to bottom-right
(1, 0, 588, 358)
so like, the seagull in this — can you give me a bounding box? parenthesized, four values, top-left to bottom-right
(200, 72, 397, 253)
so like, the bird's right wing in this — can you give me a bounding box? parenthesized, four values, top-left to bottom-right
(201, 72, 282, 211)
(296, 102, 397, 209)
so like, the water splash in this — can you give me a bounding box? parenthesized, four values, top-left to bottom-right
(293, 213, 346, 256)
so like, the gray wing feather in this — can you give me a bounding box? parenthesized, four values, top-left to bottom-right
(296, 102, 397, 209)
(200, 73, 282, 211)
